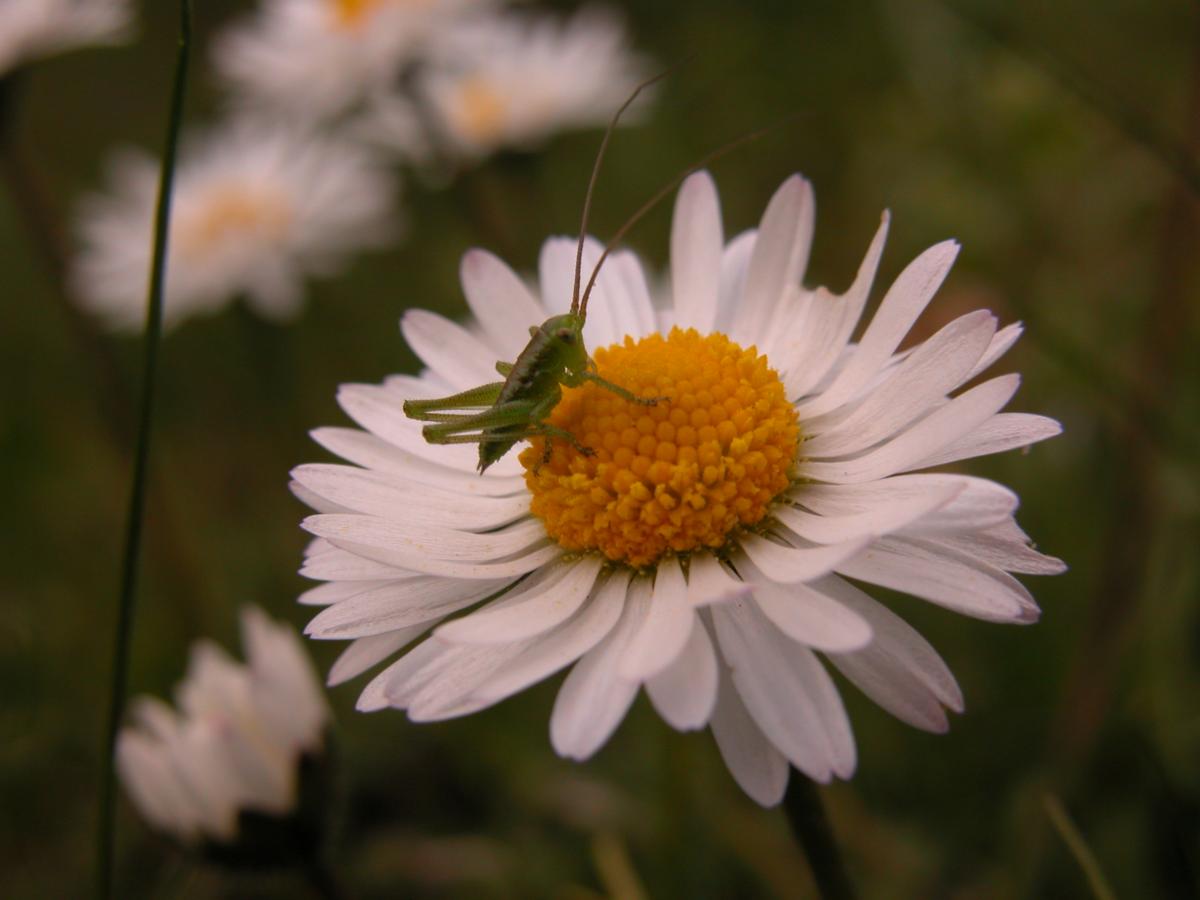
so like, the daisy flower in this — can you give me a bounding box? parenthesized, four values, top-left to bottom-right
(213, 0, 489, 121)
(72, 118, 397, 331)
(389, 7, 650, 160)
(117, 607, 330, 846)
(291, 171, 1065, 805)
(0, 0, 132, 75)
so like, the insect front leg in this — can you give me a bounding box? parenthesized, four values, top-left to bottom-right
(577, 371, 664, 406)
(520, 391, 595, 471)
(403, 382, 506, 420)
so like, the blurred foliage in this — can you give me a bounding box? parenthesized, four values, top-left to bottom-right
(2, 0, 1199, 897)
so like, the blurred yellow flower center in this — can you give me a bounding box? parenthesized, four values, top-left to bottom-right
(455, 77, 508, 143)
(176, 187, 291, 260)
(521, 328, 799, 568)
(330, 0, 401, 28)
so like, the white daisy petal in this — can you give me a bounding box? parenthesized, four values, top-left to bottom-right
(776, 481, 964, 544)
(617, 558, 694, 681)
(550, 577, 651, 760)
(916, 521, 1068, 575)
(733, 175, 814, 348)
(298, 578, 396, 607)
(607, 251, 657, 338)
(920, 491, 1021, 534)
(311, 426, 526, 495)
(710, 599, 837, 781)
(406, 644, 528, 722)
(336, 383, 489, 474)
(646, 616, 718, 730)
(748, 578, 873, 653)
(709, 646, 790, 807)
(588, 250, 650, 343)
(715, 229, 756, 332)
(305, 576, 510, 639)
(328, 626, 430, 686)
(460, 248, 548, 360)
(539, 235, 624, 346)
(292, 463, 529, 530)
(472, 570, 631, 705)
(400, 309, 501, 389)
(356, 637, 446, 712)
(911, 412, 1062, 470)
(819, 574, 964, 731)
(302, 514, 546, 563)
(300, 540, 410, 581)
(330, 535, 560, 580)
(837, 536, 1039, 623)
(792, 639, 856, 779)
(782, 212, 890, 398)
(685, 554, 751, 607)
(968, 321, 1024, 380)
(801, 374, 1021, 484)
(289, 479, 350, 515)
(434, 556, 605, 644)
(802, 310, 996, 457)
(670, 171, 723, 332)
(797, 239, 960, 418)
(737, 535, 871, 584)
(538, 236, 577, 317)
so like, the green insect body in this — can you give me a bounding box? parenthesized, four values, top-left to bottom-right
(402, 312, 655, 474)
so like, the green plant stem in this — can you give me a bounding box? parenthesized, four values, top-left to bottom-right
(1043, 794, 1118, 900)
(782, 775, 856, 900)
(96, 3, 192, 898)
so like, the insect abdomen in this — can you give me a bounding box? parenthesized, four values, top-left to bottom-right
(497, 323, 562, 405)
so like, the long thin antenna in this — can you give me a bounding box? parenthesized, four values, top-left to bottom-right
(579, 119, 786, 320)
(571, 64, 682, 316)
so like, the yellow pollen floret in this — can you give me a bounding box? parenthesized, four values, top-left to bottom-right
(521, 327, 799, 568)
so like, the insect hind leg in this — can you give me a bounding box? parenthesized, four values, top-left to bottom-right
(403, 382, 505, 419)
(418, 399, 541, 439)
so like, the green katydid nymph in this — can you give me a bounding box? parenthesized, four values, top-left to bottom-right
(403, 76, 665, 474)
(402, 70, 772, 474)
(401, 309, 659, 474)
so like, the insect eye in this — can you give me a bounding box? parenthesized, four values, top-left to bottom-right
(557, 328, 574, 342)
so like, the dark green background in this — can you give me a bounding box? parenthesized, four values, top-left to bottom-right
(2, 1, 1197, 896)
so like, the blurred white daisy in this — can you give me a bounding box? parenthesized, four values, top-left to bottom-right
(73, 119, 398, 331)
(117, 607, 330, 845)
(292, 171, 1065, 806)
(213, 0, 488, 121)
(365, 7, 649, 161)
(0, 0, 132, 75)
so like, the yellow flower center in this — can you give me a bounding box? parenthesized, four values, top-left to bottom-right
(454, 77, 508, 144)
(331, 0, 407, 28)
(521, 328, 799, 568)
(176, 186, 292, 261)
